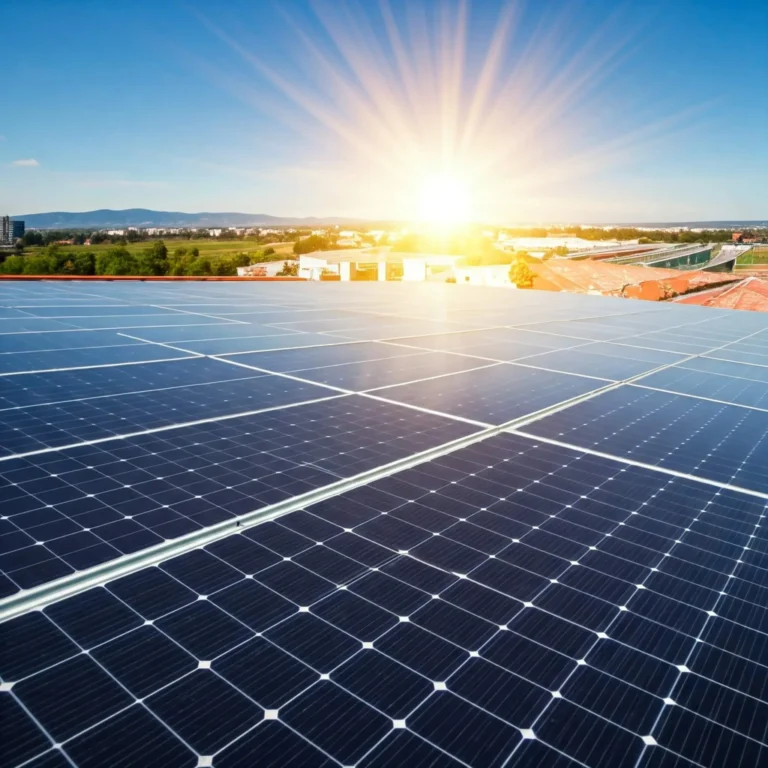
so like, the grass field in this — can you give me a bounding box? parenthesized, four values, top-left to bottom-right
(23, 239, 296, 259)
(736, 245, 768, 266)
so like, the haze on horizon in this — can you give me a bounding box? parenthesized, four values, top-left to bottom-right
(2, 0, 766, 224)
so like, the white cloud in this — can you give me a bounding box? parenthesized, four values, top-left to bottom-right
(11, 158, 40, 167)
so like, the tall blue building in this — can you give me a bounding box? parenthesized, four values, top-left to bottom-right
(1, 216, 24, 244)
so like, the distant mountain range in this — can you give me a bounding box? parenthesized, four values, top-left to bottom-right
(13, 209, 364, 229)
(11, 209, 768, 231)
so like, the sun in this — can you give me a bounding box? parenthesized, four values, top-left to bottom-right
(418, 174, 472, 230)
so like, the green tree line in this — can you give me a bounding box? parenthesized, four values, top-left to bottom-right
(0, 242, 270, 277)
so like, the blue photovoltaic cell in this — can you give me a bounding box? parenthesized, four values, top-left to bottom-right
(525, 385, 768, 494)
(1, 281, 767, 768)
(380, 362, 606, 424)
(2, 431, 766, 768)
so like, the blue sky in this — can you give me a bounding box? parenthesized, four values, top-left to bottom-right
(2, 0, 766, 223)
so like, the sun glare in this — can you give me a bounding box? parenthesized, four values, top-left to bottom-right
(418, 174, 471, 229)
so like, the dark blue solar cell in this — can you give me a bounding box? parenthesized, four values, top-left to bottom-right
(409, 691, 522, 767)
(281, 681, 391, 764)
(160, 553, 246, 596)
(1, 694, 53, 766)
(215, 720, 337, 768)
(672, 670, 768, 744)
(535, 699, 645, 768)
(355, 514, 433, 550)
(381, 555, 458, 593)
(610, 612, 694, 665)
(256, 561, 336, 605)
(15, 749, 72, 768)
(512, 608, 595, 658)
(65, 704, 197, 768)
(358, 728, 465, 768)
(209, 578, 297, 631)
(204, 534, 282, 575)
(562, 664, 661, 732)
(411, 599, 497, 650)
(264, 613, 359, 672)
(349, 571, 431, 615)
(375, 623, 467, 680)
(324, 532, 395, 567)
(156, 600, 254, 660)
(409, 535, 487, 573)
(44, 587, 143, 648)
(514, 738, 584, 767)
(448, 657, 550, 728)
(91, 626, 197, 698)
(534, 583, 618, 632)
(654, 701, 765, 766)
(244, 522, 315, 556)
(106, 566, 196, 619)
(312, 590, 398, 641)
(389, 501, 458, 532)
(333, 650, 432, 717)
(145, 670, 261, 754)
(213, 637, 318, 708)
(0, 611, 79, 681)
(293, 545, 369, 584)
(482, 630, 574, 689)
(585, 639, 678, 698)
(14, 655, 133, 742)
(440, 579, 523, 625)
(279, 511, 344, 541)
(470, 558, 548, 601)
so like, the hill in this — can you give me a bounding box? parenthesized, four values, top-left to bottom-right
(13, 209, 363, 229)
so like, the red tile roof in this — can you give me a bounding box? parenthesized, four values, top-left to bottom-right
(675, 277, 768, 312)
(527, 260, 739, 302)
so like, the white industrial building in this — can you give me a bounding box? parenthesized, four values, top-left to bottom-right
(298, 249, 461, 282)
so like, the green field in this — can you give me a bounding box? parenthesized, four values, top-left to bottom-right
(736, 245, 768, 266)
(23, 239, 296, 259)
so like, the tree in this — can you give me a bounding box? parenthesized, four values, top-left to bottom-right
(509, 259, 534, 288)
(95, 247, 136, 275)
(293, 234, 332, 255)
(23, 231, 44, 247)
(277, 261, 298, 276)
(135, 241, 168, 275)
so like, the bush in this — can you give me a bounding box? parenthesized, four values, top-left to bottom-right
(0, 255, 25, 274)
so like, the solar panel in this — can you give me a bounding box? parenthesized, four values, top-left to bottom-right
(1, 281, 766, 768)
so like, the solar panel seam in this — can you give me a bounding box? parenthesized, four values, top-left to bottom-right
(0, 354, 202, 378)
(630, 383, 768, 414)
(149, 304, 252, 324)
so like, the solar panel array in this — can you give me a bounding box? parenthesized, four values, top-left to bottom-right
(1, 280, 766, 768)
